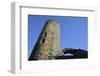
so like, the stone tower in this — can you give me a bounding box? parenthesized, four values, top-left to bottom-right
(29, 19, 64, 60)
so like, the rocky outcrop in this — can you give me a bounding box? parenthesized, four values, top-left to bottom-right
(55, 48, 88, 59)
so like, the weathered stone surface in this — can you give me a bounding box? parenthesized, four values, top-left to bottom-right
(29, 19, 64, 60)
(55, 48, 88, 59)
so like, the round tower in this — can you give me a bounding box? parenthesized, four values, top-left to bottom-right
(29, 19, 63, 60)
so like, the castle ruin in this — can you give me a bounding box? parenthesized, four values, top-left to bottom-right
(29, 19, 64, 60)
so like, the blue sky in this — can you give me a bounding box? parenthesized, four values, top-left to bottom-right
(28, 15, 88, 57)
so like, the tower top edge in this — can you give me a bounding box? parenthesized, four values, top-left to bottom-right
(45, 19, 59, 25)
